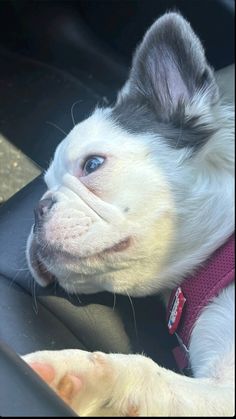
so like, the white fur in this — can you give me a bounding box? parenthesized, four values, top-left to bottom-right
(190, 283, 235, 380)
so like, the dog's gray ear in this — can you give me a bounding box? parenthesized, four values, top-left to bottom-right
(127, 12, 219, 121)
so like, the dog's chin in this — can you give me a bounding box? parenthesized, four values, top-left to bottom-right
(26, 230, 133, 291)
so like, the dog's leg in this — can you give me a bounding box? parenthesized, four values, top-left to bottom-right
(23, 349, 234, 416)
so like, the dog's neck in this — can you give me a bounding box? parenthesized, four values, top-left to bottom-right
(158, 104, 234, 292)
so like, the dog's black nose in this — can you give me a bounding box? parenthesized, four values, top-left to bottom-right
(34, 197, 55, 228)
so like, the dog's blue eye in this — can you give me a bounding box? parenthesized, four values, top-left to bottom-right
(83, 156, 105, 176)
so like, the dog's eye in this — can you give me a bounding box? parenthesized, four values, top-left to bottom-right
(82, 156, 105, 176)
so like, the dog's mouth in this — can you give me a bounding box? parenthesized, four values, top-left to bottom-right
(91, 236, 131, 256)
(28, 236, 131, 287)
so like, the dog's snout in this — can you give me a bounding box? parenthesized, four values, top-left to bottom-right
(34, 197, 55, 228)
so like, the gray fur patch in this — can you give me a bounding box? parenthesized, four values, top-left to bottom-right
(111, 95, 217, 151)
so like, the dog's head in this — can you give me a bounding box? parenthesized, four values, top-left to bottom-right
(27, 12, 226, 296)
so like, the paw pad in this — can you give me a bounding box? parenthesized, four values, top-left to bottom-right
(57, 374, 82, 403)
(30, 362, 55, 383)
(29, 363, 82, 405)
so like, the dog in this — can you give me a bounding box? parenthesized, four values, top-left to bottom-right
(24, 12, 234, 416)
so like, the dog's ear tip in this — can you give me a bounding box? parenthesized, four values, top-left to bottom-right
(154, 10, 187, 23)
(128, 10, 218, 120)
(147, 11, 191, 32)
(146, 10, 203, 50)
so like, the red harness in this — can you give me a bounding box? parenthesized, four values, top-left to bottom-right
(167, 234, 235, 373)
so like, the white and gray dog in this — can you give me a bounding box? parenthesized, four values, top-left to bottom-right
(24, 12, 234, 416)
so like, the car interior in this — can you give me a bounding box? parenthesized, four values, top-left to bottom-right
(0, 0, 234, 416)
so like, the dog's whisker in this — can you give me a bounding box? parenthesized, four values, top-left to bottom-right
(62, 274, 71, 300)
(7, 271, 20, 289)
(126, 290, 138, 341)
(70, 100, 83, 127)
(14, 267, 31, 272)
(32, 278, 39, 315)
(46, 121, 68, 136)
(70, 279, 83, 305)
(112, 292, 117, 311)
(53, 279, 59, 295)
(69, 277, 104, 331)
(75, 289, 83, 305)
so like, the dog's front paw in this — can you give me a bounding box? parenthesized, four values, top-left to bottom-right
(23, 349, 117, 416)
(23, 349, 164, 416)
